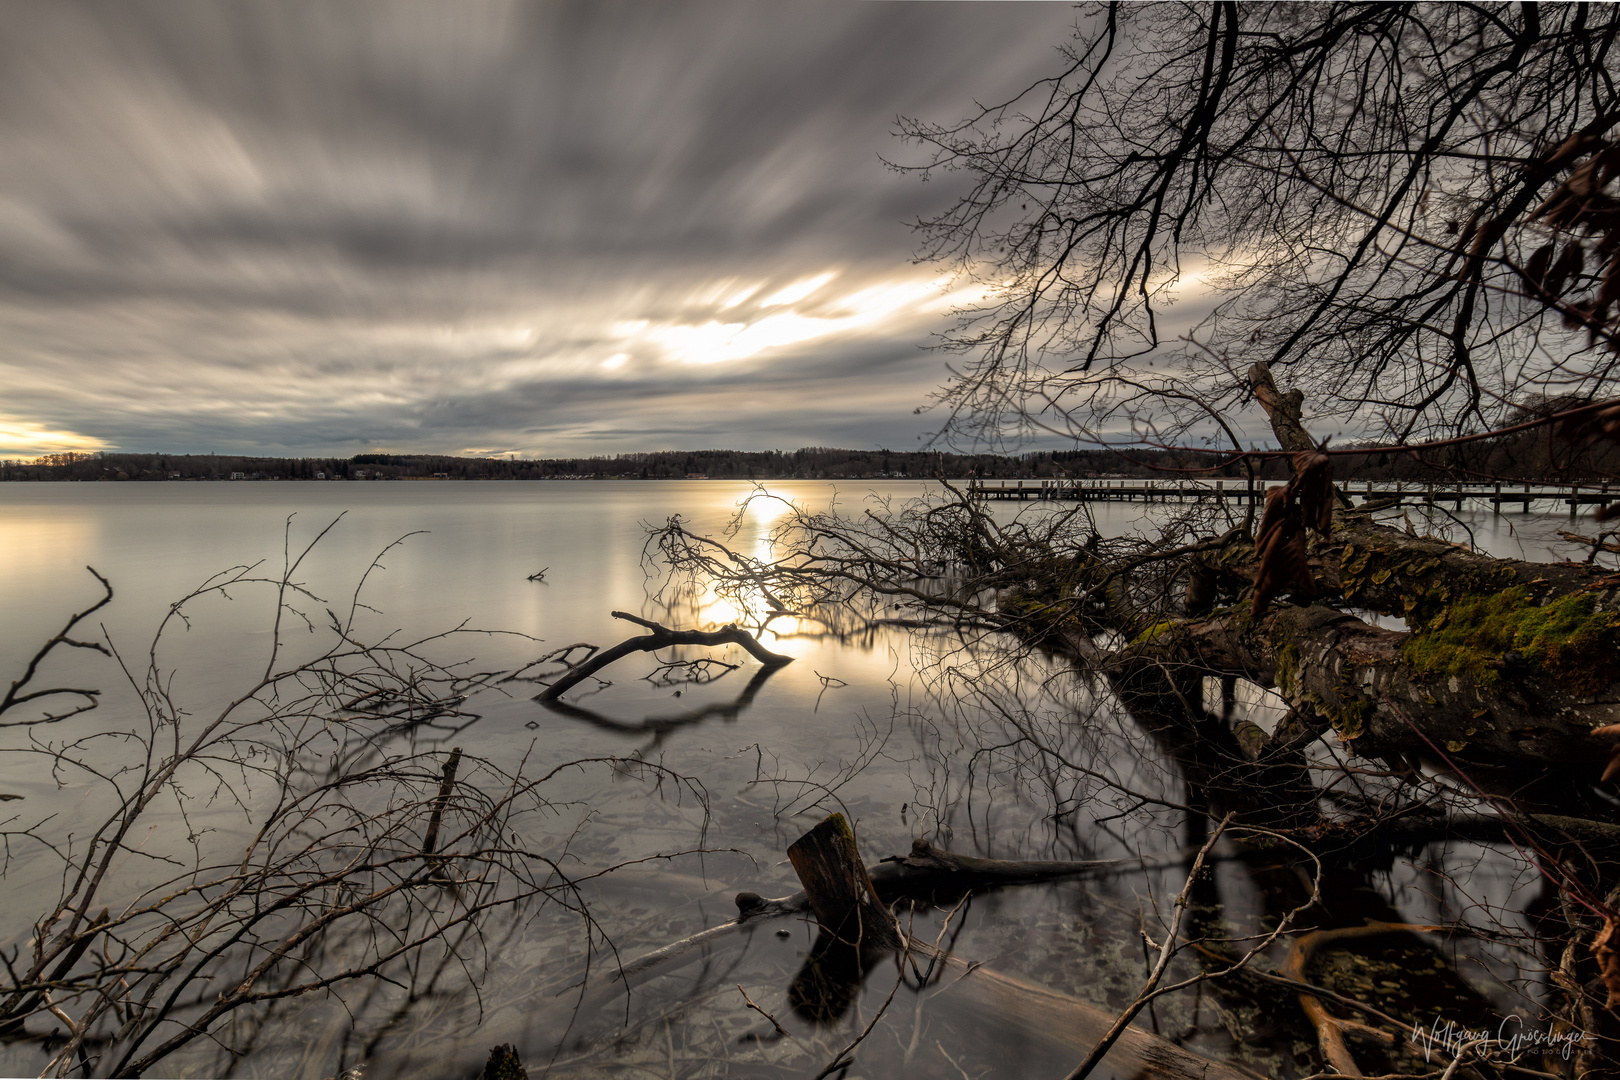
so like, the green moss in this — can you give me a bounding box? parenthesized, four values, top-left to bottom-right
(999, 588, 1086, 645)
(1402, 586, 1620, 696)
(1130, 620, 1175, 646)
(1269, 610, 1302, 697)
(1276, 642, 1300, 697)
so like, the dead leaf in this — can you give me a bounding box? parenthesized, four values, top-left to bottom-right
(1594, 915, 1620, 1012)
(1252, 487, 1313, 616)
(1604, 744, 1620, 783)
(1291, 450, 1335, 534)
(1250, 452, 1335, 617)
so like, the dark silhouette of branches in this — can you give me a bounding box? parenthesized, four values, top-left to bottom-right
(0, 520, 712, 1079)
(532, 611, 791, 702)
(898, 2, 1620, 451)
(0, 568, 112, 729)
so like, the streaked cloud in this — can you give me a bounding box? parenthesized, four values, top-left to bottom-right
(0, 1, 1082, 457)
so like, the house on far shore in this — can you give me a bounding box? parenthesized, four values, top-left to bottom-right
(229, 471, 245, 480)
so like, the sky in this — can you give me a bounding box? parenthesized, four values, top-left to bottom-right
(0, 1, 1088, 460)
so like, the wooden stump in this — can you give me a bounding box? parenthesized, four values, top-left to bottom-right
(786, 813, 903, 955)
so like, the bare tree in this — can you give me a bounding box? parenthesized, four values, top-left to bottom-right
(897, 2, 1620, 451)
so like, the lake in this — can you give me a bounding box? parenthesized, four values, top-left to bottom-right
(0, 481, 1584, 1078)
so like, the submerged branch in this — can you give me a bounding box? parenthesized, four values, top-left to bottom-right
(534, 611, 792, 702)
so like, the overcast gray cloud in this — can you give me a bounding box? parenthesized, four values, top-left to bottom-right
(0, 0, 1085, 458)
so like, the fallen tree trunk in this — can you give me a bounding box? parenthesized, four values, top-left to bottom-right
(1208, 510, 1620, 624)
(1128, 369, 1619, 768)
(1109, 592, 1620, 768)
(1096, 502, 1620, 771)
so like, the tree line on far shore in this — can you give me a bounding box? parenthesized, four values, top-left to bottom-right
(5, 427, 1618, 485)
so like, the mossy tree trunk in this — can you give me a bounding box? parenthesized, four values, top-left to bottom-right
(1095, 371, 1620, 775)
(1106, 562, 1620, 771)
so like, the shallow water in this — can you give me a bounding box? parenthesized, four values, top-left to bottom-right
(0, 481, 1593, 1078)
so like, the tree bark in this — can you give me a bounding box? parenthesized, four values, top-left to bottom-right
(1248, 361, 1317, 454)
(1109, 597, 1620, 767)
(1095, 504, 1620, 769)
(786, 813, 904, 956)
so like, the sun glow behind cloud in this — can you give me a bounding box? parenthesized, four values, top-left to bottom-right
(759, 272, 835, 307)
(0, 419, 107, 458)
(609, 270, 961, 368)
(0, 3, 1087, 457)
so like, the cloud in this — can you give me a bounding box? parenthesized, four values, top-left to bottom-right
(0, 1, 1082, 456)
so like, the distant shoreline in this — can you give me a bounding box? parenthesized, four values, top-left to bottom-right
(0, 446, 1253, 484)
(1, 443, 1602, 485)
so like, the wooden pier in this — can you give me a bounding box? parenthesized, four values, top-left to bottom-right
(966, 478, 1618, 518)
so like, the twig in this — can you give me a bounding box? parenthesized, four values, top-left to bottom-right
(420, 747, 462, 859)
(1283, 921, 1449, 1078)
(736, 984, 792, 1039)
(1062, 812, 1233, 1080)
(811, 958, 907, 1079)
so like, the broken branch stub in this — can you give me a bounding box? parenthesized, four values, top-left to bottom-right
(787, 813, 904, 956)
(1247, 361, 1316, 454)
(534, 611, 792, 701)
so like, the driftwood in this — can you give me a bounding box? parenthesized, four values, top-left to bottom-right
(607, 842, 1172, 994)
(534, 612, 792, 701)
(785, 813, 1249, 1080)
(784, 813, 904, 1027)
(1280, 921, 1447, 1077)
(868, 837, 1149, 897)
(573, 823, 1254, 1077)
(537, 663, 782, 735)
(588, 820, 1251, 1078)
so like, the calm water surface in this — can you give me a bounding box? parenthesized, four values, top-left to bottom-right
(0, 481, 1587, 1078)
